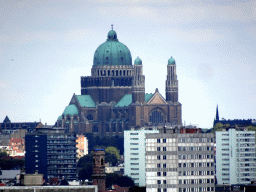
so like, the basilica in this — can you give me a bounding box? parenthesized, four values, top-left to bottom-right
(56, 28, 182, 137)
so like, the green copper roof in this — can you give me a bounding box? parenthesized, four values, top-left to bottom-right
(76, 95, 96, 107)
(145, 93, 154, 102)
(134, 56, 142, 65)
(115, 94, 132, 107)
(168, 57, 175, 65)
(93, 30, 132, 66)
(115, 93, 154, 107)
(63, 104, 78, 116)
(58, 115, 62, 120)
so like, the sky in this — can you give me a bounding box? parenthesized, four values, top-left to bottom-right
(0, 0, 255, 128)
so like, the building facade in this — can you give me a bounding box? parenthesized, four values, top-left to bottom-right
(25, 127, 77, 181)
(76, 135, 88, 159)
(0, 116, 41, 134)
(145, 127, 215, 192)
(216, 128, 256, 185)
(124, 128, 159, 186)
(56, 28, 182, 137)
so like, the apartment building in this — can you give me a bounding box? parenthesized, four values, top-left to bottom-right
(124, 128, 159, 186)
(25, 127, 77, 181)
(216, 128, 256, 185)
(145, 127, 215, 192)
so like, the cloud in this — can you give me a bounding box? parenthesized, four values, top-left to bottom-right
(159, 28, 223, 43)
(94, 1, 256, 24)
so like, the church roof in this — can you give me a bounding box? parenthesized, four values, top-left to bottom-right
(76, 95, 96, 107)
(93, 29, 132, 66)
(115, 94, 132, 107)
(115, 93, 154, 107)
(63, 104, 79, 116)
(145, 93, 154, 102)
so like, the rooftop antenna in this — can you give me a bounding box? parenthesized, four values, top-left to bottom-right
(111, 24, 113, 30)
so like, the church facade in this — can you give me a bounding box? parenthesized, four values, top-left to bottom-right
(56, 28, 182, 137)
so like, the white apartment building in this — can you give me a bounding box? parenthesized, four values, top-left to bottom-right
(216, 128, 256, 185)
(145, 127, 215, 192)
(124, 128, 159, 187)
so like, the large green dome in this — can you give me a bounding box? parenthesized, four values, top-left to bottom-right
(93, 30, 132, 66)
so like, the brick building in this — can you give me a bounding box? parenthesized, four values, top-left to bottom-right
(56, 27, 182, 137)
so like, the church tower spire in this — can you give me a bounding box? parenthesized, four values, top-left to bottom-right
(166, 57, 178, 102)
(215, 105, 219, 121)
(132, 56, 145, 103)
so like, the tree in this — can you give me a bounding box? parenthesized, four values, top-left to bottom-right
(105, 153, 118, 166)
(0, 151, 8, 158)
(77, 154, 93, 180)
(105, 146, 120, 160)
(106, 173, 134, 188)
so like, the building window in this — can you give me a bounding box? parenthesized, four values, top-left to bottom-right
(150, 110, 164, 124)
(163, 139, 166, 143)
(157, 139, 160, 143)
(163, 180, 166, 184)
(157, 172, 161, 176)
(163, 172, 167, 176)
(163, 164, 166, 168)
(157, 155, 161, 160)
(157, 164, 161, 168)
(157, 180, 161, 184)
(87, 114, 93, 120)
(163, 155, 166, 160)
(157, 147, 161, 151)
(163, 147, 166, 151)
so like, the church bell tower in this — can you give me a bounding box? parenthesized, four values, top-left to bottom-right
(166, 57, 178, 102)
(92, 149, 106, 192)
(132, 56, 145, 103)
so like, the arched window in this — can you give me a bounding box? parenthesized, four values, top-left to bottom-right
(118, 123, 122, 132)
(150, 110, 164, 124)
(87, 114, 93, 120)
(93, 126, 98, 132)
(108, 70, 110, 76)
(112, 123, 116, 132)
(101, 158, 104, 165)
(123, 70, 125, 76)
(116, 70, 118, 76)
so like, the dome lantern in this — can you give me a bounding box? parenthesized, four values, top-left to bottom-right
(134, 56, 142, 65)
(168, 57, 176, 65)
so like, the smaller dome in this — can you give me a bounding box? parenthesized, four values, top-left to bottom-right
(168, 57, 175, 65)
(107, 30, 117, 40)
(134, 56, 142, 65)
(63, 104, 78, 116)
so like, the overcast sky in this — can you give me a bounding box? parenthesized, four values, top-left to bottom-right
(0, 0, 255, 128)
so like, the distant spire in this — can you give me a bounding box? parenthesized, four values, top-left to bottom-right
(111, 24, 113, 30)
(215, 105, 219, 121)
(3, 115, 11, 123)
